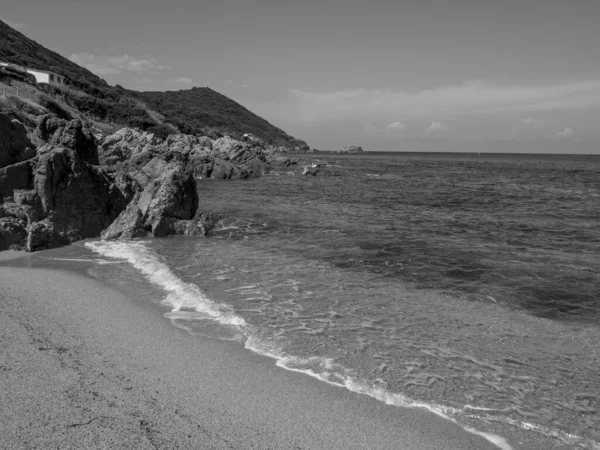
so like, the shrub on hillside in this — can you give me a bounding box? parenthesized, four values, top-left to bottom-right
(3, 95, 43, 117)
(72, 96, 109, 119)
(0, 66, 36, 85)
(105, 103, 156, 130)
(38, 94, 71, 120)
(146, 124, 172, 140)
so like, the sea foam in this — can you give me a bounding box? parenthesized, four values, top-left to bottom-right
(86, 241, 245, 327)
(86, 240, 517, 450)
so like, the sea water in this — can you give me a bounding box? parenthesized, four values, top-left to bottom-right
(28, 153, 600, 448)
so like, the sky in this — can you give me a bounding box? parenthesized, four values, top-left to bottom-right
(3, 0, 600, 152)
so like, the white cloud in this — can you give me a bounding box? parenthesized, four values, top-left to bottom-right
(522, 117, 544, 128)
(557, 128, 574, 137)
(386, 121, 406, 130)
(172, 77, 193, 85)
(277, 80, 600, 125)
(226, 80, 233, 84)
(427, 121, 449, 132)
(69, 52, 170, 76)
(241, 84, 249, 88)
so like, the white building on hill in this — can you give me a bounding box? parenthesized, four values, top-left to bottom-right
(0, 62, 66, 85)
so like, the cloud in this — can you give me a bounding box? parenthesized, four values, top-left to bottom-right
(241, 84, 249, 88)
(226, 80, 233, 84)
(277, 80, 600, 125)
(172, 77, 193, 85)
(427, 121, 449, 132)
(522, 117, 544, 128)
(69, 52, 170, 76)
(2, 19, 25, 29)
(557, 128, 574, 137)
(386, 121, 406, 130)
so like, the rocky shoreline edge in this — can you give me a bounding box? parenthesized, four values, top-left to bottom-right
(1, 113, 303, 252)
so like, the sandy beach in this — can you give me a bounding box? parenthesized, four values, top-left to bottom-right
(0, 253, 508, 450)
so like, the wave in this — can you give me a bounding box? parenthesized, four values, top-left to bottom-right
(85, 241, 245, 327)
(85, 240, 599, 450)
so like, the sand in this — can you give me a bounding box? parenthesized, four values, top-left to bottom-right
(0, 261, 506, 449)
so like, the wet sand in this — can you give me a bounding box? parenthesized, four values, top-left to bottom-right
(0, 259, 507, 449)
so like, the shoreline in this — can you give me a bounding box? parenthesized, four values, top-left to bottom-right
(0, 258, 512, 449)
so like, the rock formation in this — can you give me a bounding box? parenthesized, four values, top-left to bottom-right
(0, 116, 133, 251)
(0, 114, 300, 251)
(339, 144, 364, 153)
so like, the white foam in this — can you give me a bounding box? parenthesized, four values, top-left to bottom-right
(86, 241, 245, 327)
(85, 240, 599, 450)
(244, 336, 513, 450)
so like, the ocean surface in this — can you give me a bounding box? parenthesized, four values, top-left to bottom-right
(15, 152, 600, 448)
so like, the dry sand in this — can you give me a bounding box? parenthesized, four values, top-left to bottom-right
(0, 261, 506, 449)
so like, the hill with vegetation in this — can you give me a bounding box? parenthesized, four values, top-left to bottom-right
(0, 19, 308, 149)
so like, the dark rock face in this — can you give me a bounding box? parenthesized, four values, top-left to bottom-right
(102, 164, 198, 239)
(0, 115, 35, 168)
(0, 116, 133, 251)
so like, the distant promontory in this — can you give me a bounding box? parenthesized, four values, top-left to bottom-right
(339, 145, 364, 153)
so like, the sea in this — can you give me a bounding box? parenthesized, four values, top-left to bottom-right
(14, 152, 600, 448)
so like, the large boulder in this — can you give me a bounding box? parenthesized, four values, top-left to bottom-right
(102, 164, 198, 239)
(22, 143, 134, 249)
(48, 119, 98, 165)
(0, 117, 135, 251)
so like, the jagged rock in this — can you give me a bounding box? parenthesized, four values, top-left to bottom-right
(0, 114, 35, 168)
(102, 164, 198, 239)
(99, 128, 159, 165)
(35, 114, 67, 143)
(26, 145, 132, 246)
(212, 136, 240, 157)
(49, 119, 98, 165)
(100, 128, 298, 181)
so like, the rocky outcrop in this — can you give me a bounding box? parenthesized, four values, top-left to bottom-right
(339, 144, 363, 153)
(0, 118, 301, 251)
(101, 164, 198, 239)
(0, 116, 133, 251)
(99, 127, 296, 181)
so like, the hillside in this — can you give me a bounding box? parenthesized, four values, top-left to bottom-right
(0, 19, 308, 149)
(132, 87, 308, 148)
